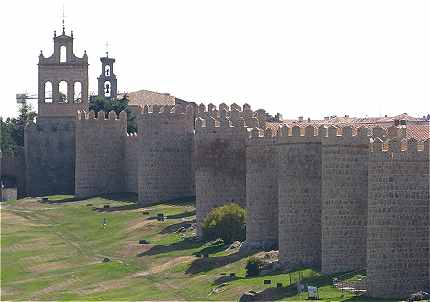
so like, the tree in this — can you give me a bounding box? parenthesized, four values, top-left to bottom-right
(202, 203, 246, 244)
(89, 95, 137, 133)
(245, 257, 263, 277)
(1, 104, 37, 153)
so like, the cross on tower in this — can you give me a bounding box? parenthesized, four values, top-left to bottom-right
(62, 5, 66, 34)
(105, 41, 109, 57)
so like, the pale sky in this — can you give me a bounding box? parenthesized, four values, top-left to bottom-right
(0, 0, 429, 119)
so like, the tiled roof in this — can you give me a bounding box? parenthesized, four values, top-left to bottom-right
(265, 114, 429, 141)
(119, 89, 176, 107)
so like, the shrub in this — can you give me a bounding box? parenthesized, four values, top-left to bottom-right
(245, 257, 263, 277)
(202, 203, 246, 244)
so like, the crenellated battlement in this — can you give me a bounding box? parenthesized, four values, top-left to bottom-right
(369, 137, 429, 161)
(196, 103, 266, 129)
(247, 127, 277, 146)
(76, 110, 127, 122)
(140, 104, 195, 119)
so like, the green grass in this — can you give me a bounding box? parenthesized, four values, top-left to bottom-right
(0, 194, 397, 301)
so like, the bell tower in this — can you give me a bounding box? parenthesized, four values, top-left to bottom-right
(97, 46, 117, 99)
(37, 22, 89, 119)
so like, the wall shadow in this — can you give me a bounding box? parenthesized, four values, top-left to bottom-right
(185, 249, 254, 275)
(166, 210, 196, 219)
(137, 238, 204, 257)
(160, 220, 196, 234)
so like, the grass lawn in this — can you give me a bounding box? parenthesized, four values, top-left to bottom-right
(0, 194, 398, 301)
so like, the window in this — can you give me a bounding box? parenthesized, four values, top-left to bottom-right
(60, 45, 67, 63)
(105, 65, 111, 76)
(59, 81, 68, 102)
(44, 81, 52, 103)
(74, 82, 82, 102)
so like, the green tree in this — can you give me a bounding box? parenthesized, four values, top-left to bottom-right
(202, 203, 246, 244)
(245, 257, 263, 277)
(89, 95, 136, 133)
(1, 104, 37, 153)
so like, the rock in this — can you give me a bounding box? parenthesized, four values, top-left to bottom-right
(139, 239, 149, 244)
(226, 241, 242, 251)
(102, 257, 111, 263)
(103, 205, 110, 209)
(408, 291, 430, 301)
(175, 226, 187, 233)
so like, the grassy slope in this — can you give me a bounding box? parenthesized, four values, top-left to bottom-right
(1, 195, 397, 301)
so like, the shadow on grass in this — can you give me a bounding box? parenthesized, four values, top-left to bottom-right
(137, 237, 204, 257)
(166, 210, 196, 219)
(160, 219, 196, 234)
(39, 196, 87, 204)
(186, 249, 254, 275)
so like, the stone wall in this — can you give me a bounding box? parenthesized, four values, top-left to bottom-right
(366, 138, 429, 298)
(75, 110, 127, 197)
(194, 104, 252, 236)
(245, 127, 278, 249)
(321, 126, 369, 274)
(138, 104, 195, 204)
(25, 118, 76, 196)
(1, 147, 26, 197)
(278, 125, 322, 269)
(124, 133, 139, 193)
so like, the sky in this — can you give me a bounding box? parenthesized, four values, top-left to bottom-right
(0, 0, 429, 119)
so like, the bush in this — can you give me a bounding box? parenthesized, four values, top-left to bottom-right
(202, 203, 246, 244)
(245, 257, 263, 277)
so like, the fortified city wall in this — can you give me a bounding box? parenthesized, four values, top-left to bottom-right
(124, 133, 139, 194)
(137, 104, 195, 204)
(245, 127, 278, 249)
(320, 126, 370, 274)
(75, 110, 127, 197)
(367, 137, 429, 298)
(25, 119, 76, 196)
(277, 125, 323, 269)
(194, 103, 255, 236)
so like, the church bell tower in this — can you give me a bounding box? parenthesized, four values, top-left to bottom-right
(97, 48, 117, 99)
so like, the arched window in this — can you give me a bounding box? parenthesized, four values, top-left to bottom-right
(59, 81, 68, 102)
(44, 81, 52, 103)
(60, 45, 67, 63)
(105, 65, 111, 76)
(74, 82, 82, 102)
(104, 81, 111, 97)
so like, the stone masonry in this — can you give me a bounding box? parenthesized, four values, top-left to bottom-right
(321, 126, 369, 274)
(194, 104, 255, 236)
(138, 104, 195, 204)
(367, 138, 429, 298)
(277, 125, 323, 269)
(19, 26, 430, 299)
(245, 127, 278, 249)
(75, 110, 127, 198)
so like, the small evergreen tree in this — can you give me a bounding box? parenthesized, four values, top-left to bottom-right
(245, 257, 263, 277)
(202, 203, 246, 244)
